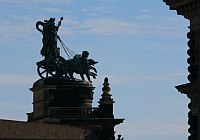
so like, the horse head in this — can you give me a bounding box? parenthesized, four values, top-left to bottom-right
(88, 59, 98, 66)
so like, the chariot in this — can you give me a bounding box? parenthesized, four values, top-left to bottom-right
(36, 55, 66, 78)
(36, 37, 98, 82)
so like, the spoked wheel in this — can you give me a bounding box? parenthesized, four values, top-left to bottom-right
(37, 65, 49, 78)
(37, 63, 58, 78)
(37, 58, 58, 78)
(37, 56, 66, 79)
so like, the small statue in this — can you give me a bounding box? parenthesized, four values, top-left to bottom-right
(36, 17, 63, 58)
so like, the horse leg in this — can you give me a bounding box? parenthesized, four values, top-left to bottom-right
(63, 61, 69, 77)
(86, 73, 92, 83)
(80, 74, 85, 81)
(89, 66, 97, 73)
(69, 71, 74, 80)
(89, 72, 97, 79)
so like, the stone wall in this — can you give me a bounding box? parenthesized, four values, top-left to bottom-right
(0, 119, 84, 140)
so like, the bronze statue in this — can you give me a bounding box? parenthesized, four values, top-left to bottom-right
(35, 17, 98, 83)
(65, 51, 98, 82)
(36, 17, 63, 58)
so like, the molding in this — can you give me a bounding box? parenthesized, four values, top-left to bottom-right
(163, 0, 200, 19)
(175, 82, 200, 98)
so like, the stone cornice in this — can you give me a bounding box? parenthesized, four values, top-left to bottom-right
(163, 0, 190, 9)
(175, 82, 200, 98)
(163, 0, 200, 19)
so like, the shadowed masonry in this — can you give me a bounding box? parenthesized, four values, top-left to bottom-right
(163, 0, 200, 140)
(0, 119, 84, 140)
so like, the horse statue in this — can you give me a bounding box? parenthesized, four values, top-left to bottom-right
(61, 52, 98, 83)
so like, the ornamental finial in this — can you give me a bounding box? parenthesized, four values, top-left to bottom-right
(102, 77, 111, 96)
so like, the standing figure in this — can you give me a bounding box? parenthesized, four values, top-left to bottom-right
(36, 17, 63, 58)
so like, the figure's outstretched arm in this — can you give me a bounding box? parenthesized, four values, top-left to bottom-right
(57, 17, 63, 30)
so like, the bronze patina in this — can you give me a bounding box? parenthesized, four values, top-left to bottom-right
(36, 17, 98, 82)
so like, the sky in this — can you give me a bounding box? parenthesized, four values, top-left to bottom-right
(0, 0, 190, 140)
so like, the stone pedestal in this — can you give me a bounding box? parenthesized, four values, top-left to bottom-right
(27, 77, 124, 140)
(28, 77, 94, 122)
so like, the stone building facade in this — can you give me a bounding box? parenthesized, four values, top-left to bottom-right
(0, 16, 124, 139)
(0, 77, 123, 140)
(0, 119, 84, 140)
(163, 0, 200, 140)
(27, 77, 124, 140)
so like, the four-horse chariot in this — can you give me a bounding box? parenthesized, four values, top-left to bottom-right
(36, 17, 98, 82)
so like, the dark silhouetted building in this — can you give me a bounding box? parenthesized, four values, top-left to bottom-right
(164, 0, 200, 139)
(0, 77, 124, 140)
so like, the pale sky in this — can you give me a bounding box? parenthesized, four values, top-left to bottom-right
(0, 0, 190, 140)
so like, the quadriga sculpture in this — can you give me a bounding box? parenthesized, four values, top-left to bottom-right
(37, 51, 98, 83)
(36, 17, 98, 82)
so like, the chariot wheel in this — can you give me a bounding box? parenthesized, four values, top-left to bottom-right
(37, 56, 66, 79)
(37, 64, 57, 78)
(37, 65, 47, 78)
(37, 58, 57, 78)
